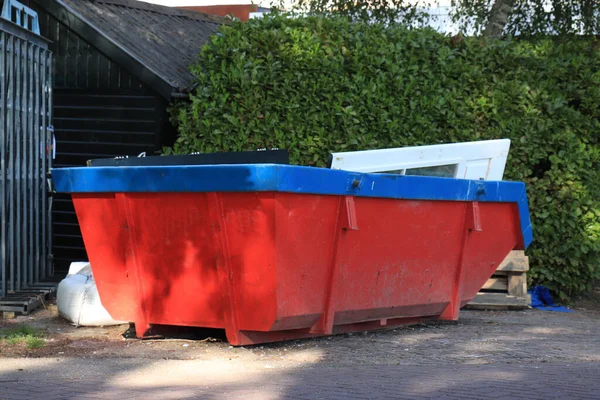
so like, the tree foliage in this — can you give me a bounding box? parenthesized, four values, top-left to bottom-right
(285, 0, 600, 36)
(452, 0, 600, 36)
(289, 0, 432, 25)
(167, 15, 600, 300)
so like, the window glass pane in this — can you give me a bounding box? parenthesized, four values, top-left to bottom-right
(405, 164, 457, 178)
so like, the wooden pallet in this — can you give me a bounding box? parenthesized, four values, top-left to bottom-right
(0, 284, 57, 316)
(466, 251, 531, 310)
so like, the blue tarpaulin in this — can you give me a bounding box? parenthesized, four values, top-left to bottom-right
(529, 286, 572, 312)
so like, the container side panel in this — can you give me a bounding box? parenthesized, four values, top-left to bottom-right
(122, 193, 226, 328)
(72, 193, 136, 321)
(219, 193, 278, 331)
(458, 202, 521, 307)
(273, 193, 340, 330)
(330, 199, 465, 324)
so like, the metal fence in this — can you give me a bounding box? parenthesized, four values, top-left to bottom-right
(0, 6, 53, 299)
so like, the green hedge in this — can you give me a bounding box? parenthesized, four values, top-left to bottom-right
(168, 15, 600, 301)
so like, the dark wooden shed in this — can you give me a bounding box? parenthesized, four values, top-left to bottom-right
(24, 0, 223, 275)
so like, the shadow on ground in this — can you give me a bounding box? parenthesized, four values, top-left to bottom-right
(1, 305, 600, 399)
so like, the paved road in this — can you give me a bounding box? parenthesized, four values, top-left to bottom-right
(3, 308, 600, 399)
(1, 360, 599, 399)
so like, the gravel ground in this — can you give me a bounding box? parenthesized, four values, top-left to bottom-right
(1, 291, 599, 399)
(1, 295, 599, 367)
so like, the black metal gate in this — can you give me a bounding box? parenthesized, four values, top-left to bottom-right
(0, 0, 54, 310)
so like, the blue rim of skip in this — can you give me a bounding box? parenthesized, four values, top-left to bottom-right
(51, 164, 533, 248)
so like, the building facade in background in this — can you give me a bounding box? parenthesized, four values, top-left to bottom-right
(139, 0, 271, 21)
(140, 0, 460, 32)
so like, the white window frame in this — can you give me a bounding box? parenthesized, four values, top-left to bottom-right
(329, 139, 511, 181)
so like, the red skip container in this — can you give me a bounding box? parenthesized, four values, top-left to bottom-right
(51, 164, 533, 345)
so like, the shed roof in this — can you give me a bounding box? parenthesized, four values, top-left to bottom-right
(33, 0, 225, 98)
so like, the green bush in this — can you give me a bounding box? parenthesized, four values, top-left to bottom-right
(167, 14, 600, 301)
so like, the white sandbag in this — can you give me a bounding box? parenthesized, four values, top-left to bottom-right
(66, 261, 92, 276)
(57, 262, 128, 327)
